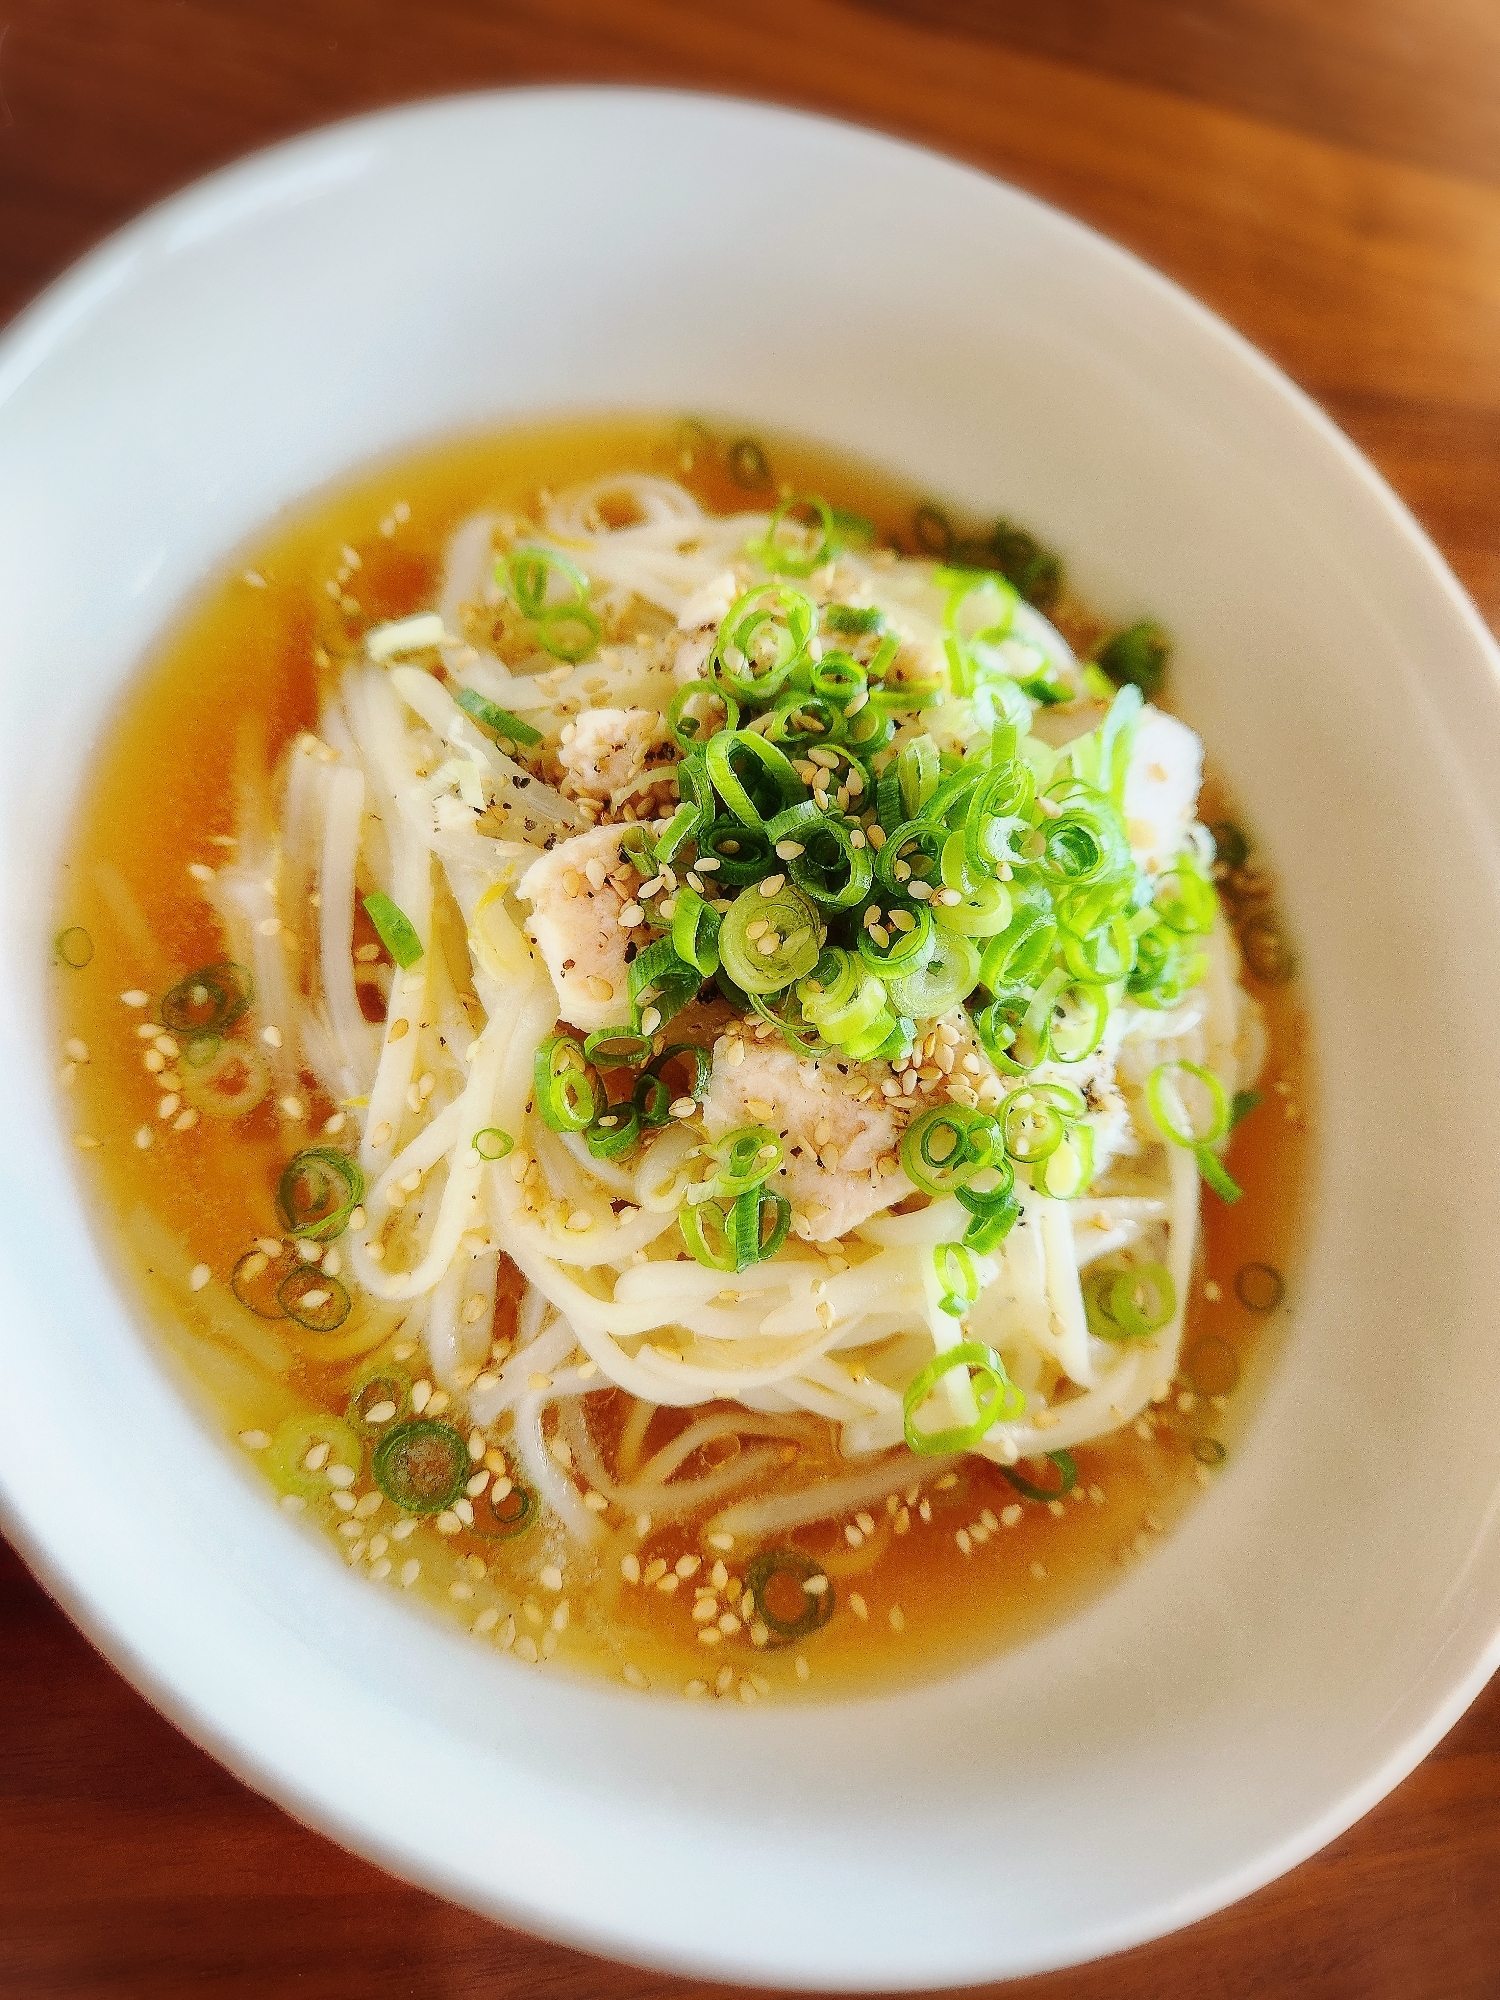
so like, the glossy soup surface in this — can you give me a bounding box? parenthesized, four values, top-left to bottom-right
(52, 414, 1308, 1702)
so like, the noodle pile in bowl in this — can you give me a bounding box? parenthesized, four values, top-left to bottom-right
(197, 468, 1264, 1580)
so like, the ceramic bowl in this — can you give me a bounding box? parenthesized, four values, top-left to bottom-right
(3, 88, 1500, 1990)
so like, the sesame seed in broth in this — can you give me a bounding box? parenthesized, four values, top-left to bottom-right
(53, 414, 1309, 1703)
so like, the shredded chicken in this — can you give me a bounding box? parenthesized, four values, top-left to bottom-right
(704, 1039, 910, 1241)
(518, 823, 642, 1034)
(556, 706, 663, 803)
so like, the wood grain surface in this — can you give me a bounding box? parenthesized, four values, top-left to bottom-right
(3, 4, 1499, 1994)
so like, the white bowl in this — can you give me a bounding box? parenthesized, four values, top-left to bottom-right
(4, 87, 1500, 1990)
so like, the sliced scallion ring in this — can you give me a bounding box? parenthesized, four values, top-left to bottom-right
(718, 882, 821, 995)
(534, 1033, 599, 1132)
(265, 1412, 363, 1500)
(277, 1148, 365, 1241)
(999, 1450, 1077, 1503)
(54, 925, 94, 969)
(471, 1468, 539, 1539)
(372, 1419, 469, 1515)
(1234, 1262, 1285, 1313)
(362, 892, 424, 969)
(903, 1341, 1026, 1455)
(277, 1266, 352, 1332)
(453, 686, 542, 747)
(347, 1362, 412, 1438)
(744, 1549, 835, 1643)
(160, 961, 254, 1036)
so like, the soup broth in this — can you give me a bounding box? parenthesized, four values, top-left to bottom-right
(52, 415, 1308, 1701)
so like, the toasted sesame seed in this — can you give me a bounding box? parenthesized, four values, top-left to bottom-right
(795, 1654, 810, 1681)
(955, 1529, 973, 1555)
(1001, 1503, 1023, 1527)
(697, 1627, 723, 1647)
(849, 1593, 869, 1621)
(239, 1429, 271, 1450)
(758, 874, 785, 896)
(121, 990, 149, 1008)
(621, 1553, 642, 1583)
(888, 1605, 905, 1632)
(540, 1564, 564, 1592)
(1030, 1561, 1048, 1580)
(622, 1663, 648, 1689)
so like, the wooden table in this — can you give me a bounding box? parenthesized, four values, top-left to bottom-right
(4, 4, 1499, 1994)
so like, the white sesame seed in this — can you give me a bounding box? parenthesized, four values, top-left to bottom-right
(400, 1559, 421, 1587)
(622, 1663, 648, 1689)
(121, 989, 149, 1008)
(238, 1429, 271, 1450)
(134, 1125, 153, 1150)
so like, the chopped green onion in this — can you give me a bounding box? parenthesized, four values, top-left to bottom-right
(999, 1450, 1077, 1502)
(1030, 1119, 1095, 1199)
(1229, 1089, 1262, 1129)
(824, 603, 887, 637)
(718, 882, 821, 995)
(372, 1419, 469, 1515)
(471, 1126, 515, 1162)
(1001, 1084, 1081, 1165)
(697, 818, 774, 884)
(1095, 620, 1170, 698)
(587, 1100, 642, 1162)
(363, 892, 424, 969)
(1195, 1147, 1243, 1203)
(903, 1341, 1025, 1454)
(682, 1185, 790, 1272)
(710, 1124, 784, 1197)
(583, 1028, 653, 1068)
(705, 728, 806, 827)
(886, 928, 980, 1019)
(743, 1549, 834, 1643)
(983, 519, 1063, 611)
(770, 807, 873, 911)
(709, 586, 815, 704)
(858, 899, 935, 976)
(535, 603, 602, 663)
(933, 1240, 982, 1319)
(1084, 1262, 1176, 1340)
(913, 503, 954, 557)
(1146, 1061, 1230, 1148)
(727, 437, 771, 488)
(506, 544, 590, 618)
(160, 962, 254, 1036)
(667, 681, 739, 750)
(1209, 821, 1250, 871)
(265, 1412, 363, 1499)
(671, 884, 722, 976)
(276, 1266, 352, 1332)
(679, 1196, 737, 1271)
(453, 685, 542, 747)
(1192, 1436, 1227, 1467)
(277, 1148, 365, 1241)
(470, 1467, 539, 1539)
(755, 493, 837, 577)
(1234, 1262, 1284, 1312)
(347, 1363, 412, 1437)
(231, 1244, 296, 1318)
(797, 947, 895, 1059)
(628, 937, 704, 1031)
(1239, 913, 1296, 983)
(54, 926, 94, 969)
(534, 1033, 599, 1132)
(646, 1042, 713, 1102)
(900, 1105, 998, 1196)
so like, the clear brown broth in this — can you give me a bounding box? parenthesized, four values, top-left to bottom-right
(52, 413, 1310, 1702)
